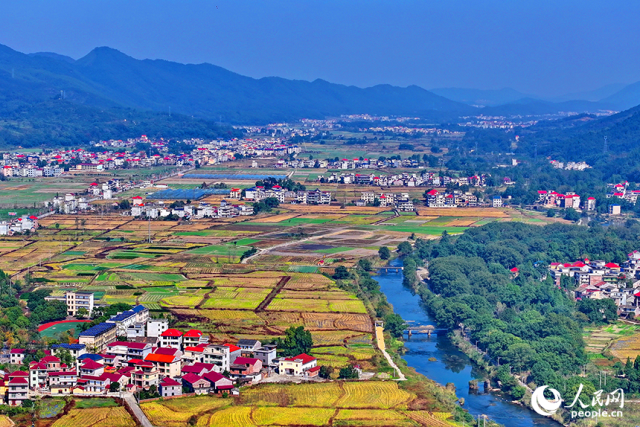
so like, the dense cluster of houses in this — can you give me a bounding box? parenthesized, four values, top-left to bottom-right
(550, 251, 640, 318)
(536, 190, 596, 211)
(243, 186, 332, 205)
(318, 172, 489, 188)
(358, 192, 414, 211)
(130, 199, 253, 219)
(0, 135, 301, 179)
(607, 182, 640, 205)
(3, 305, 321, 405)
(0, 215, 38, 236)
(425, 189, 482, 208)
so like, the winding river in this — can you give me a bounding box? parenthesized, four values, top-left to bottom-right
(376, 260, 559, 426)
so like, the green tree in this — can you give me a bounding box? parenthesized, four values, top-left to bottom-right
(319, 366, 334, 379)
(333, 266, 350, 280)
(338, 365, 359, 379)
(384, 313, 406, 338)
(76, 307, 89, 319)
(357, 259, 372, 271)
(109, 382, 120, 392)
(276, 326, 313, 357)
(378, 246, 391, 260)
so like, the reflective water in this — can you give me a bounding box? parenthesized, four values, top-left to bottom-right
(376, 262, 560, 426)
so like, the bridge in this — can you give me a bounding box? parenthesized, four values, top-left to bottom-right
(403, 325, 448, 337)
(379, 266, 403, 273)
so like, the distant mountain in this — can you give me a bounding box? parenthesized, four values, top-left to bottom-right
(481, 98, 611, 116)
(429, 87, 534, 107)
(600, 81, 640, 111)
(0, 44, 473, 124)
(550, 83, 627, 103)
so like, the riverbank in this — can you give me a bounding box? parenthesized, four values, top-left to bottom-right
(374, 262, 560, 427)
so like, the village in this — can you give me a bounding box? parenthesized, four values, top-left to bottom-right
(549, 250, 640, 318)
(3, 301, 324, 406)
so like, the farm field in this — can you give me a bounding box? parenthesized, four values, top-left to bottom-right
(142, 384, 458, 427)
(52, 406, 135, 427)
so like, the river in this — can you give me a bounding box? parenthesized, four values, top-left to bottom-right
(376, 261, 559, 426)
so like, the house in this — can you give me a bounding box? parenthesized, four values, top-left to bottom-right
(147, 318, 169, 337)
(492, 196, 503, 208)
(278, 353, 317, 376)
(10, 349, 25, 365)
(7, 373, 29, 406)
(49, 371, 78, 394)
(253, 345, 277, 366)
(159, 329, 183, 349)
(80, 373, 111, 393)
(29, 362, 49, 389)
(183, 329, 208, 347)
(223, 343, 242, 364)
(78, 322, 117, 352)
(106, 341, 153, 360)
(181, 362, 215, 377)
(203, 371, 234, 394)
(201, 344, 231, 372)
(131, 360, 159, 390)
(237, 339, 261, 354)
(79, 359, 105, 377)
(145, 347, 182, 378)
(181, 373, 210, 395)
(159, 377, 183, 398)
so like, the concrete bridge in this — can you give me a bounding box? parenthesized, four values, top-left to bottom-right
(379, 266, 404, 273)
(403, 325, 448, 337)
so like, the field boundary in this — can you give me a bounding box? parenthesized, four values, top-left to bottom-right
(256, 276, 290, 312)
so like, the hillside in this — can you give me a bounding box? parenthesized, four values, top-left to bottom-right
(0, 44, 473, 124)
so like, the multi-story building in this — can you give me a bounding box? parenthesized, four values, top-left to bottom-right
(202, 345, 231, 372)
(78, 323, 117, 352)
(66, 291, 94, 317)
(159, 329, 183, 349)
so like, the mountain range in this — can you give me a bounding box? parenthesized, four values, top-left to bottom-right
(3, 43, 640, 148)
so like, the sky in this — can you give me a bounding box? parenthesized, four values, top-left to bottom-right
(1, 0, 640, 97)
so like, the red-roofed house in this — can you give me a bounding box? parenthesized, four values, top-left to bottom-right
(181, 373, 210, 395)
(145, 348, 182, 377)
(160, 329, 183, 349)
(159, 377, 182, 398)
(223, 343, 242, 363)
(132, 360, 158, 390)
(183, 329, 208, 347)
(203, 371, 234, 394)
(10, 349, 25, 365)
(8, 376, 29, 406)
(49, 371, 78, 394)
(279, 353, 317, 376)
(80, 359, 104, 377)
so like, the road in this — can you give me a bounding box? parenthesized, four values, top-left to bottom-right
(124, 394, 155, 427)
(375, 325, 406, 381)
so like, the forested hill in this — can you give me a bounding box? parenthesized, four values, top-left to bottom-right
(403, 221, 640, 406)
(518, 104, 640, 163)
(0, 44, 472, 124)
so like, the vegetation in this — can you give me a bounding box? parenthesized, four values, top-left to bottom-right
(275, 326, 313, 357)
(405, 221, 640, 405)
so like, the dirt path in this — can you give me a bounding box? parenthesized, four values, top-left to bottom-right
(375, 324, 405, 381)
(256, 276, 290, 312)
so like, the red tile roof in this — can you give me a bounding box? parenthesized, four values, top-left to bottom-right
(223, 344, 241, 353)
(161, 328, 183, 337)
(284, 353, 316, 365)
(183, 329, 202, 338)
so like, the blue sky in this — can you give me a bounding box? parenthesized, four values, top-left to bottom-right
(2, 0, 639, 96)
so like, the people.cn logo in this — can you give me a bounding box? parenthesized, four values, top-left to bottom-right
(531, 386, 563, 416)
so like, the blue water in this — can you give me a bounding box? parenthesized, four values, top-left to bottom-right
(376, 260, 559, 426)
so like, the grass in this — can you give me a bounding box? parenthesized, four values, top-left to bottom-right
(188, 244, 250, 256)
(39, 399, 65, 418)
(315, 246, 353, 254)
(74, 398, 119, 408)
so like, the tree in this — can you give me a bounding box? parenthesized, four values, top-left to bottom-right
(338, 365, 359, 379)
(109, 382, 120, 392)
(76, 307, 89, 319)
(564, 208, 580, 222)
(319, 365, 334, 379)
(378, 246, 391, 260)
(384, 313, 406, 338)
(57, 349, 75, 367)
(397, 241, 412, 257)
(546, 209, 555, 218)
(357, 259, 372, 271)
(276, 326, 313, 357)
(333, 266, 349, 280)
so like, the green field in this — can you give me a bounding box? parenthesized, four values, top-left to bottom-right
(39, 321, 86, 338)
(187, 244, 251, 256)
(315, 247, 353, 254)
